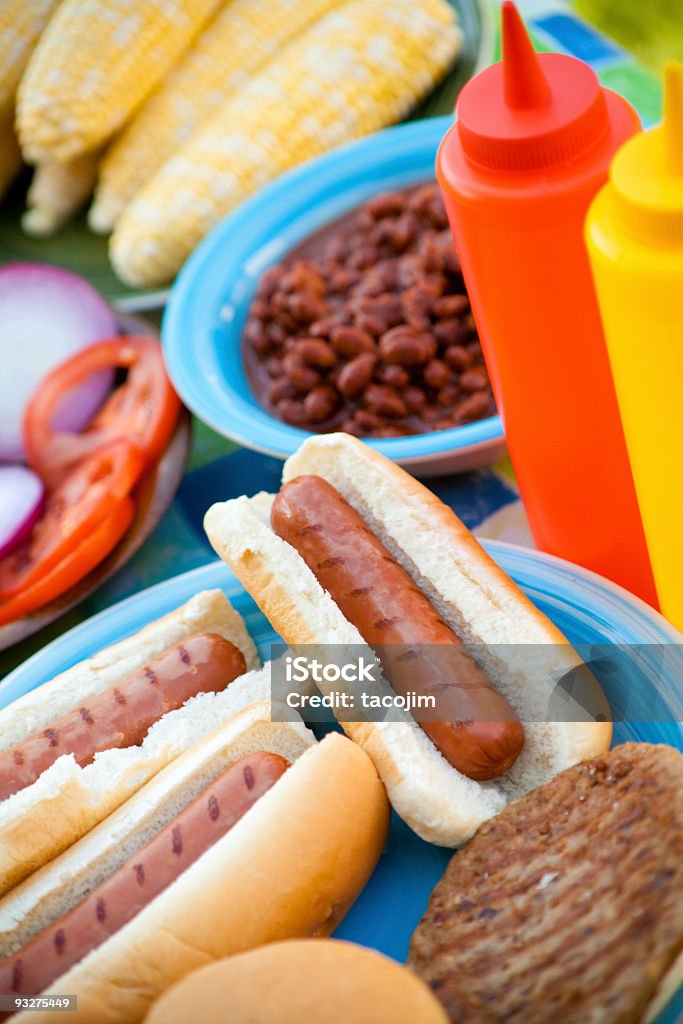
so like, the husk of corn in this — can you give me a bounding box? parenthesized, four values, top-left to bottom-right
(17, 0, 223, 164)
(22, 151, 100, 236)
(111, 0, 462, 287)
(90, 0, 342, 234)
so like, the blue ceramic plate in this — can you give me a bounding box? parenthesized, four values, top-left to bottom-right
(162, 117, 506, 478)
(1, 543, 681, 1021)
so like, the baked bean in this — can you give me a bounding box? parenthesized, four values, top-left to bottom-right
(357, 293, 404, 330)
(349, 245, 380, 271)
(267, 322, 288, 346)
(326, 268, 361, 294)
(421, 404, 444, 423)
(363, 384, 407, 419)
(296, 338, 337, 369)
(283, 352, 321, 392)
(433, 294, 469, 319)
(423, 359, 452, 391)
(434, 319, 469, 348)
(437, 383, 461, 408)
(365, 191, 406, 219)
(354, 409, 385, 432)
(309, 318, 337, 339)
(433, 416, 457, 430)
(249, 298, 270, 320)
(354, 312, 386, 338)
(304, 386, 339, 423)
(337, 353, 377, 399)
(444, 345, 472, 372)
(375, 364, 410, 389)
(265, 356, 284, 378)
(330, 325, 376, 358)
(460, 366, 489, 393)
(375, 426, 404, 438)
(256, 265, 285, 299)
(379, 327, 435, 366)
(277, 398, 308, 426)
(269, 378, 297, 405)
(467, 340, 483, 357)
(340, 418, 364, 438)
(287, 291, 328, 324)
(404, 386, 427, 413)
(244, 320, 271, 356)
(402, 286, 435, 326)
(455, 391, 491, 422)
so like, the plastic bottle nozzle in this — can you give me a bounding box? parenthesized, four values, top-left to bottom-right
(663, 61, 683, 176)
(502, 1, 551, 109)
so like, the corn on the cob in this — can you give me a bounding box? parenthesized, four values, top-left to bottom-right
(0, 113, 22, 200)
(90, 0, 342, 234)
(111, 0, 461, 288)
(0, 0, 61, 117)
(22, 151, 100, 236)
(17, 0, 223, 165)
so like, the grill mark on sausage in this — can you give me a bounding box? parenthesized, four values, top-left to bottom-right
(171, 827, 183, 855)
(318, 556, 345, 569)
(79, 707, 94, 725)
(11, 960, 22, 992)
(144, 666, 158, 685)
(178, 646, 191, 665)
(113, 688, 126, 705)
(96, 899, 106, 923)
(208, 795, 220, 821)
(296, 523, 325, 536)
(42, 728, 58, 748)
(12, 749, 25, 766)
(134, 863, 145, 885)
(396, 649, 422, 661)
(243, 765, 255, 790)
(54, 930, 66, 955)
(374, 617, 401, 631)
(348, 586, 371, 598)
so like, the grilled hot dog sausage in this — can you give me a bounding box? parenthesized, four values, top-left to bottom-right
(0, 634, 247, 803)
(0, 751, 288, 1000)
(271, 475, 523, 781)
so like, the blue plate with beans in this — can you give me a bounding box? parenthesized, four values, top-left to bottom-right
(162, 117, 506, 478)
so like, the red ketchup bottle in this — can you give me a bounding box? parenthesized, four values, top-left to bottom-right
(437, 1, 656, 604)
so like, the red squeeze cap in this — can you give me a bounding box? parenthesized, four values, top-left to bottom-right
(455, 1, 609, 171)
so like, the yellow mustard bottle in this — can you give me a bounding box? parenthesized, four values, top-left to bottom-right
(586, 63, 683, 630)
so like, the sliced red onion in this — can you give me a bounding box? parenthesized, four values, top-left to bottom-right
(0, 465, 45, 559)
(0, 263, 117, 462)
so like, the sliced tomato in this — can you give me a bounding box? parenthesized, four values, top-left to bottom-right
(0, 497, 136, 626)
(0, 440, 144, 600)
(24, 336, 181, 483)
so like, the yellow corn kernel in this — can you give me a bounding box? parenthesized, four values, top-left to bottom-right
(22, 151, 100, 236)
(0, 113, 22, 200)
(111, 0, 462, 287)
(90, 0, 342, 234)
(0, 0, 60, 117)
(17, 0, 223, 165)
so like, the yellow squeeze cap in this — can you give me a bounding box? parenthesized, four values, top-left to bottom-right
(610, 62, 683, 243)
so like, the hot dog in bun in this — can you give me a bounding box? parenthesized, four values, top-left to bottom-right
(0, 590, 260, 893)
(204, 432, 612, 846)
(0, 705, 390, 1023)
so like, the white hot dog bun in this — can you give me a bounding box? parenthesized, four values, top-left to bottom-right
(1, 710, 390, 1024)
(204, 432, 612, 846)
(0, 590, 259, 894)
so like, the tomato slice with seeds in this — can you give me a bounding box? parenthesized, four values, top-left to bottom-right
(0, 440, 144, 600)
(24, 336, 181, 484)
(0, 496, 136, 626)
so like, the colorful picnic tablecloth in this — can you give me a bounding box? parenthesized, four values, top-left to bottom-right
(0, 0, 663, 678)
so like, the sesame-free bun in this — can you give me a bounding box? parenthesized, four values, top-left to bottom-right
(144, 940, 449, 1024)
(0, 590, 259, 895)
(6, 729, 390, 1024)
(204, 432, 612, 847)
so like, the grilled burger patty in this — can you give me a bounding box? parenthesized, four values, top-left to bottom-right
(409, 742, 683, 1024)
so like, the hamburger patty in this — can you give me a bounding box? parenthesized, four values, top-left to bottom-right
(408, 742, 683, 1024)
